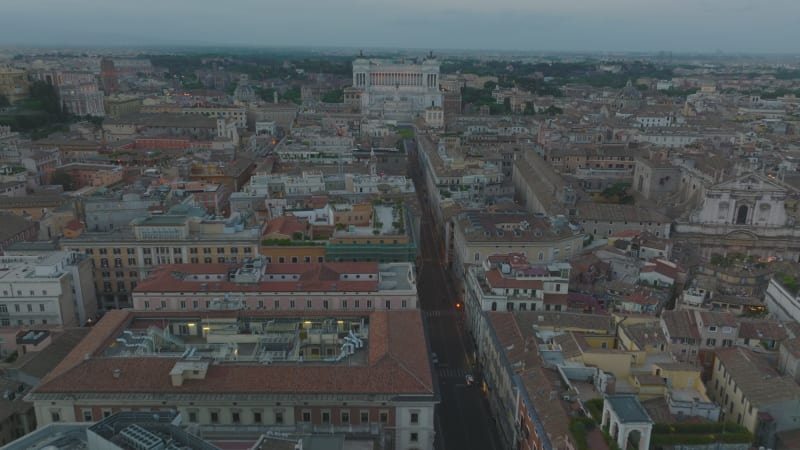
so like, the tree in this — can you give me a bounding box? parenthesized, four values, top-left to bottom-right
(50, 170, 74, 190)
(320, 88, 343, 103)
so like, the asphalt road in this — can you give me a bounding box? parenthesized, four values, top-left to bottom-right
(408, 140, 503, 450)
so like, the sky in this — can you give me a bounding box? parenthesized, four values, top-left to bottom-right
(1, 0, 798, 53)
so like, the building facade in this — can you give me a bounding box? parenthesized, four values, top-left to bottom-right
(131, 259, 418, 312)
(352, 57, 443, 121)
(0, 252, 96, 327)
(61, 212, 261, 309)
(27, 309, 436, 450)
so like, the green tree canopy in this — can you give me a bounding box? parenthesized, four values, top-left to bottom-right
(50, 170, 74, 191)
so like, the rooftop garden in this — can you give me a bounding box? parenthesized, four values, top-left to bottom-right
(775, 272, 800, 296)
(581, 399, 752, 449)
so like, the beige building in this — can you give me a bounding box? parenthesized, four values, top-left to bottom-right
(60, 211, 261, 310)
(27, 308, 436, 450)
(450, 211, 584, 284)
(0, 68, 29, 104)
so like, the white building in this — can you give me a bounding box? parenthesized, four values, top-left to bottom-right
(352, 56, 443, 121)
(0, 252, 96, 327)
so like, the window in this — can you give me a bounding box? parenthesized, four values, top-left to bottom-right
(217, 247, 225, 254)
(144, 301, 150, 309)
(39, 304, 45, 312)
(379, 411, 388, 424)
(27, 304, 32, 312)
(231, 247, 238, 254)
(232, 412, 241, 424)
(706, 338, 717, 346)
(290, 300, 295, 309)
(410, 412, 419, 424)
(0, 305, 5, 313)
(709, 326, 717, 332)
(204, 257, 212, 263)
(51, 411, 61, 422)
(193, 300, 199, 309)
(321, 411, 330, 423)
(218, 257, 226, 263)
(102, 409, 112, 418)
(274, 300, 280, 310)
(402, 300, 408, 309)
(304, 256, 311, 263)
(204, 248, 211, 254)
(179, 301, 186, 310)
(291, 256, 298, 263)
(244, 247, 252, 254)
(410, 432, 419, 442)
(279, 257, 285, 263)
(354, 300, 360, 309)
(302, 410, 311, 423)
(253, 411, 262, 423)
(307, 300, 312, 309)
(323, 300, 329, 310)
(83, 409, 93, 422)
(188, 411, 198, 422)
(360, 411, 369, 423)
(341, 411, 350, 423)
(210, 411, 219, 423)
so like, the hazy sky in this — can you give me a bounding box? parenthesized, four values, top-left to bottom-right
(1, 0, 798, 53)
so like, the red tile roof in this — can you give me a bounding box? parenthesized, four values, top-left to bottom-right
(34, 310, 433, 396)
(485, 269, 544, 290)
(134, 262, 382, 294)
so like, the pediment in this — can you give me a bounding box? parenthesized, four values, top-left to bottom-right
(710, 173, 786, 194)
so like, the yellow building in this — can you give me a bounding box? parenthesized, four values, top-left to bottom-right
(0, 67, 29, 104)
(61, 212, 261, 310)
(710, 347, 800, 443)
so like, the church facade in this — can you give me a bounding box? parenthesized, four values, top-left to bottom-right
(674, 173, 800, 262)
(352, 56, 443, 121)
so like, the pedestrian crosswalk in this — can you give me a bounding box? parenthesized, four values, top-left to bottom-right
(438, 367, 468, 379)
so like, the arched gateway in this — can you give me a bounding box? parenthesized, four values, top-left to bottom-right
(601, 395, 653, 450)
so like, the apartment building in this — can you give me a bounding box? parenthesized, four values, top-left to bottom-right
(27, 308, 436, 450)
(450, 211, 583, 282)
(131, 258, 418, 312)
(0, 252, 96, 327)
(61, 211, 260, 309)
(464, 253, 570, 341)
(709, 347, 800, 448)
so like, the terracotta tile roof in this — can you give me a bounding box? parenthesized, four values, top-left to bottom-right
(738, 320, 788, 341)
(33, 310, 433, 397)
(263, 214, 307, 238)
(661, 310, 701, 340)
(485, 269, 544, 290)
(40, 309, 134, 385)
(134, 262, 381, 294)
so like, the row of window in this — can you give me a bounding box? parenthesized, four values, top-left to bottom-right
(86, 247, 253, 256)
(489, 302, 561, 312)
(1, 318, 48, 327)
(0, 303, 46, 313)
(143, 298, 413, 310)
(1, 287, 49, 297)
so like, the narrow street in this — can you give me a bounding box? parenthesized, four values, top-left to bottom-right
(408, 139, 503, 450)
